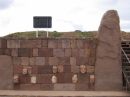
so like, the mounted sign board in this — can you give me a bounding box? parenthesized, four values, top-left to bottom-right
(33, 16, 52, 28)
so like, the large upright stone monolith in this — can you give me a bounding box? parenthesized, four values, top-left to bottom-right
(95, 10, 122, 90)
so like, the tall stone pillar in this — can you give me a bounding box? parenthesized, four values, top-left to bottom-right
(95, 10, 122, 90)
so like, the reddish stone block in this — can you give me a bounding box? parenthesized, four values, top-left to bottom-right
(35, 57, 45, 65)
(70, 57, 76, 65)
(41, 39, 48, 48)
(0, 39, 7, 48)
(77, 39, 84, 48)
(65, 49, 71, 57)
(31, 65, 38, 74)
(79, 49, 86, 57)
(13, 57, 21, 65)
(57, 73, 72, 83)
(7, 40, 20, 48)
(48, 39, 58, 48)
(75, 83, 89, 91)
(37, 74, 52, 84)
(70, 39, 77, 48)
(33, 49, 38, 56)
(38, 48, 53, 57)
(58, 57, 70, 65)
(20, 39, 41, 48)
(76, 57, 88, 65)
(11, 49, 18, 56)
(0, 49, 4, 55)
(64, 65, 71, 73)
(71, 65, 79, 73)
(49, 57, 58, 65)
(62, 39, 71, 48)
(20, 84, 40, 90)
(54, 84, 75, 91)
(18, 48, 33, 57)
(13, 64, 23, 74)
(71, 49, 79, 57)
(29, 57, 36, 65)
(4, 49, 11, 55)
(19, 75, 30, 84)
(37, 65, 52, 74)
(53, 49, 64, 57)
(21, 57, 29, 65)
(57, 39, 62, 48)
(40, 84, 54, 90)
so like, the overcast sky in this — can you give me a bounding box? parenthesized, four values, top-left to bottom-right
(0, 0, 130, 36)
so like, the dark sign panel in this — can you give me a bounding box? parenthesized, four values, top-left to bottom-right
(33, 16, 52, 28)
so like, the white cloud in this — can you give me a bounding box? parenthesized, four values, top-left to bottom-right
(0, 0, 130, 36)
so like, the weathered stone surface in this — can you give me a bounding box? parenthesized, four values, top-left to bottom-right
(65, 49, 71, 57)
(33, 49, 38, 56)
(0, 55, 13, 89)
(95, 10, 122, 90)
(70, 57, 76, 65)
(38, 48, 53, 57)
(48, 39, 58, 48)
(41, 39, 48, 48)
(37, 74, 52, 84)
(7, 40, 20, 48)
(49, 57, 58, 65)
(21, 57, 29, 65)
(54, 84, 75, 91)
(77, 39, 84, 48)
(0, 39, 7, 48)
(20, 40, 41, 48)
(18, 48, 33, 57)
(53, 49, 64, 57)
(35, 57, 45, 65)
(11, 49, 18, 56)
(62, 39, 71, 48)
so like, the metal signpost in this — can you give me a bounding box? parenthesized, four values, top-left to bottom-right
(33, 16, 52, 37)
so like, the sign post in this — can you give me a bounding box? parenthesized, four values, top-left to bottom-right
(33, 16, 52, 37)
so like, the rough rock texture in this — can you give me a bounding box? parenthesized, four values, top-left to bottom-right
(95, 10, 122, 90)
(0, 55, 13, 89)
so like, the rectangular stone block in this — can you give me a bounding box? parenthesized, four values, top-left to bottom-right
(20, 84, 40, 90)
(76, 57, 88, 65)
(64, 65, 71, 73)
(33, 49, 38, 56)
(54, 84, 75, 91)
(7, 40, 20, 48)
(71, 65, 79, 73)
(35, 57, 45, 65)
(77, 39, 84, 48)
(62, 39, 71, 48)
(37, 65, 52, 74)
(20, 39, 41, 48)
(58, 57, 70, 65)
(57, 39, 62, 48)
(57, 73, 72, 83)
(40, 84, 54, 90)
(75, 84, 89, 91)
(49, 57, 58, 65)
(48, 39, 58, 48)
(70, 57, 76, 65)
(37, 74, 52, 84)
(11, 48, 18, 56)
(79, 49, 86, 57)
(0, 39, 7, 48)
(70, 39, 77, 48)
(31, 65, 38, 74)
(65, 49, 71, 57)
(53, 49, 64, 57)
(29, 57, 36, 65)
(3, 49, 11, 55)
(21, 57, 29, 65)
(41, 39, 48, 48)
(38, 48, 53, 57)
(18, 48, 33, 57)
(71, 49, 79, 57)
(13, 57, 21, 65)
(87, 65, 95, 74)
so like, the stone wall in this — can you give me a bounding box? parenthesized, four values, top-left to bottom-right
(0, 38, 96, 90)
